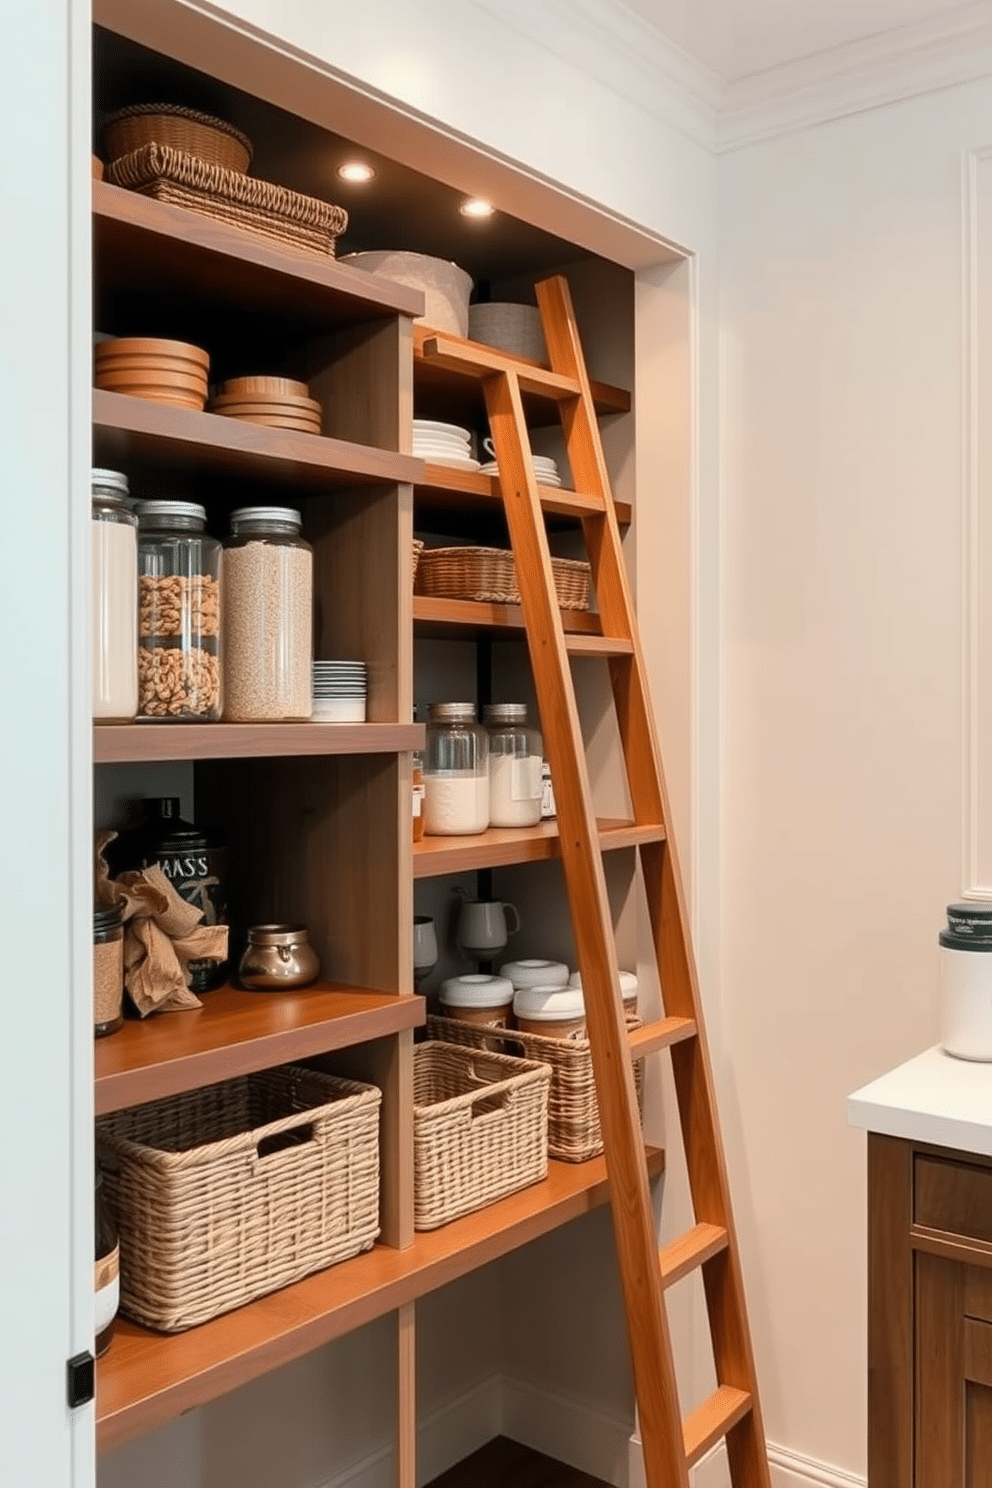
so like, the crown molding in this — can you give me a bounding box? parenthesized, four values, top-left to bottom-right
(719, 0, 992, 151)
(467, 0, 722, 151)
(471, 0, 992, 158)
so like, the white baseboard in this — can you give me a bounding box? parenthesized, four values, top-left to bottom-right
(502, 1374, 634, 1487)
(321, 1373, 502, 1488)
(630, 1434, 867, 1488)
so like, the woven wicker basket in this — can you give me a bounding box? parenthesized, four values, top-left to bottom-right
(104, 104, 253, 173)
(413, 1041, 551, 1229)
(107, 144, 348, 258)
(415, 546, 590, 611)
(428, 1014, 643, 1164)
(97, 1065, 381, 1332)
(412, 538, 425, 584)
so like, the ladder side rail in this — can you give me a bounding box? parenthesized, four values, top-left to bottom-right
(535, 276, 666, 832)
(537, 273, 772, 1484)
(483, 366, 690, 1488)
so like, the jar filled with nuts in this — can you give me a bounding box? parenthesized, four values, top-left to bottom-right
(223, 507, 313, 722)
(136, 501, 222, 722)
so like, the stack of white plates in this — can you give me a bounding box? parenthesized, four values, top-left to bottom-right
(412, 419, 480, 473)
(479, 454, 562, 488)
(312, 660, 367, 723)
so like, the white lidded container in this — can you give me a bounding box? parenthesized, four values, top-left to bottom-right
(423, 703, 489, 835)
(940, 902, 992, 1060)
(514, 984, 586, 1040)
(91, 468, 138, 722)
(500, 958, 569, 991)
(439, 974, 515, 1028)
(568, 968, 638, 1017)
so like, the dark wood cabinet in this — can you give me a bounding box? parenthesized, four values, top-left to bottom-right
(867, 1133, 992, 1487)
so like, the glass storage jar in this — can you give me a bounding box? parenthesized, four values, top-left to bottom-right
(423, 703, 489, 835)
(91, 468, 138, 722)
(223, 507, 313, 721)
(94, 1164, 120, 1357)
(136, 500, 222, 722)
(93, 903, 125, 1038)
(483, 702, 543, 827)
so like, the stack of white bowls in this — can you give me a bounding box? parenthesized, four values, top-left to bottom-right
(479, 453, 562, 488)
(412, 419, 480, 472)
(312, 660, 367, 722)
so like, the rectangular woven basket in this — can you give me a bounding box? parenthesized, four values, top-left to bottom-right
(106, 143, 348, 258)
(427, 1014, 643, 1164)
(96, 1065, 381, 1332)
(413, 1040, 551, 1229)
(415, 545, 590, 611)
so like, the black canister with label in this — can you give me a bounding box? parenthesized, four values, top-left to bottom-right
(131, 798, 228, 991)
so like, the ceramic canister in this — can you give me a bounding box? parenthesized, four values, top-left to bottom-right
(939, 902, 992, 1060)
(439, 974, 515, 1028)
(568, 968, 638, 1017)
(513, 984, 586, 1040)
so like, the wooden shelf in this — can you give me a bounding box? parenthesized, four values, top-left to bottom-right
(413, 818, 665, 877)
(413, 326, 630, 430)
(96, 1147, 665, 1452)
(415, 464, 631, 528)
(93, 180, 425, 331)
(95, 984, 426, 1116)
(93, 721, 423, 764)
(92, 389, 424, 491)
(413, 594, 603, 641)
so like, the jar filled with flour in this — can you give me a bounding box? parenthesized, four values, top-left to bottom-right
(423, 703, 489, 835)
(484, 702, 543, 828)
(91, 468, 138, 722)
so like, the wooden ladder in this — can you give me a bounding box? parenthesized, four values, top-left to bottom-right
(420, 275, 771, 1488)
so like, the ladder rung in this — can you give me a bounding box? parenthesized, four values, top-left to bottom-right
(628, 1015, 697, 1058)
(683, 1385, 753, 1468)
(421, 333, 581, 402)
(659, 1222, 729, 1288)
(564, 634, 634, 657)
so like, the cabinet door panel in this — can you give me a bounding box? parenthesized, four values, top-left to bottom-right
(917, 1257, 992, 1487)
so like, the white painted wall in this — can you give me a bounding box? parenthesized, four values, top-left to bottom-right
(718, 76, 992, 1483)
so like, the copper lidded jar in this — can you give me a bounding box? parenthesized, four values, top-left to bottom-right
(238, 925, 320, 990)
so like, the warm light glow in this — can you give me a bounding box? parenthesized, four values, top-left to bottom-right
(459, 198, 494, 219)
(337, 161, 376, 183)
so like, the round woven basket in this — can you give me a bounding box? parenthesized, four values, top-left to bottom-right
(468, 302, 547, 364)
(342, 251, 472, 336)
(104, 105, 253, 173)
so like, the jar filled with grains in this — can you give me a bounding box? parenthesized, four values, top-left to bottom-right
(93, 904, 125, 1038)
(92, 468, 138, 723)
(223, 507, 313, 721)
(136, 501, 222, 722)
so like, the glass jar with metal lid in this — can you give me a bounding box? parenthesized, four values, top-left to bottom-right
(136, 500, 222, 722)
(483, 702, 543, 828)
(223, 506, 313, 721)
(92, 468, 138, 723)
(423, 703, 489, 835)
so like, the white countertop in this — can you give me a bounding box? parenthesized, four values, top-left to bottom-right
(848, 1045, 992, 1156)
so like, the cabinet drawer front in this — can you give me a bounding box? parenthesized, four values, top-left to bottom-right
(915, 1155, 992, 1243)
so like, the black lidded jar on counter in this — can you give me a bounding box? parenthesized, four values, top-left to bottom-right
(112, 797, 229, 991)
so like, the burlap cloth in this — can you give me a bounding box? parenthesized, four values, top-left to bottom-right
(95, 830, 228, 1015)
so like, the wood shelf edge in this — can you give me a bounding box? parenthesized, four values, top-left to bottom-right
(93, 721, 425, 764)
(94, 986, 426, 1116)
(93, 180, 426, 320)
(96, 1147, 664, 1453)
(413, 817, 665, 877)
(412, 324, 630, 415)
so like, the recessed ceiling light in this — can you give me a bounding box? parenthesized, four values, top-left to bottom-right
(460, 198, 494, 219)
(337, 161, 376, 183)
